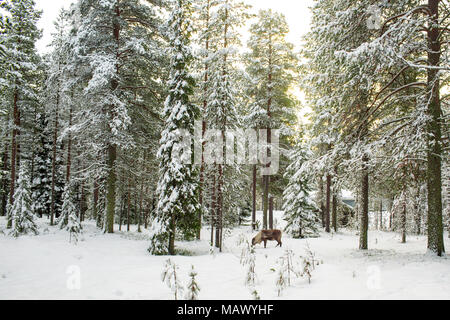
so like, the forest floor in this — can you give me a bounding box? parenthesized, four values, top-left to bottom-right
(0, 212, 449, 300)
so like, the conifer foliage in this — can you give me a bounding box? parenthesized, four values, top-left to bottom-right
(9, 164, 38, 237)
(283, 142, 320, 239)
(150, 0, 201, 256)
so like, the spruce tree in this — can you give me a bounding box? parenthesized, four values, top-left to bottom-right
(9, 163, 38, 237)
(283, 142, 320, 239)
(185, 265, 200, 300)
(1, 0, 42, 229)
(57, 183, 78, 230)
(150, 0, 201, 256)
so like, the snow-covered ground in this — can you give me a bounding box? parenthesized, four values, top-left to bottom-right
(0, 212, 449, 300)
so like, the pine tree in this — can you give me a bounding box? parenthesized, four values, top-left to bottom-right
(185, 265, 200, 300)
(57, 183, 78, 230)
(244, 9, 298, 230)
(66, 201, 82, 244)
(1, 0, 42, 229)
(31, 113, 52, 218)
(150, 0, 201, 256)
(204, 0, 249, 251)
(283, 142, 320, 239)
(9, 163, 38, 237)
(161, 259, 184, 300)
(68, 0, 165, 234)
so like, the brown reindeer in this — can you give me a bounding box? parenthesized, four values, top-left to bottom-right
(252, 230, 282, 248)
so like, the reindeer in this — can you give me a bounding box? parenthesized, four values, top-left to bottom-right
(252, 230, 282, 248)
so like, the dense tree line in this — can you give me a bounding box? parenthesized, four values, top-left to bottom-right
(0, 0, 448, 256)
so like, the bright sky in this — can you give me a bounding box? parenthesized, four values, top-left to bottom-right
(35, 0, 314, 53)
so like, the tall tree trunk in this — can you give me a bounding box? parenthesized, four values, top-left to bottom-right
(388, 196, 394, 231)
(8, 89, 19, 229)
(216, 164, 223, 250)
(30, 106, 37, 184)
(379, 200, 383, 231)
(263, 32, 273, 232)
(269, 197, 274, 230)
(66, 96, 73, 182)
(252, 165, 257, 230)
(318, 176, 325, 228)
(127, 179, 131, 232)
(105, 144, 117, 233)
(414, 187, 421, 235)
(50, 87, 60, 226)
(359, 155, 369, 250)
(119, 195, 123, 231)
(332, 193, 337, 232)
(263, 175, 269, 230)
(198, 0, 211, 241)
(401, 190, 407, 243)
(325, 174, 331, 233)
(210, 172, 216, 246)
(426, 0, 445, 256)
(169, 212, 176, 255)
(80, 183, 86, 222)
(105, 5, 121, 234)
(216, 1, 228, 252)
(1, 142, 8, 217)
(93, 180, 100, 228)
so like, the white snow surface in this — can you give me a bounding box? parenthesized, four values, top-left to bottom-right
(0, 212, 449, 300)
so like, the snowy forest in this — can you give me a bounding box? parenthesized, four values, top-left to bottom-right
(0, 0, 449, 301)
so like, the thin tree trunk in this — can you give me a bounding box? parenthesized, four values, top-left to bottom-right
(379, 200, 383, 231)
(332, 193, 337, 232)
(325, 174, 331, 233)
(216, 1, 228, 253)
(8, 89, 19, 229)
(1, 142, 8, 217)
(401, 190, 407, 243)
(252, 165, 257, 230)
(169, 211, 176, 255)
(198, 0, 211, 241)
(414, 187, 421, 235)
(80, 183, 86, 222)
(263, 175, 269, 230)
(66, 96, 73, 182)
(127, 179, 131, 232)
(216, 164, 223, 250)
(318, 176, 325, 228)
(210, 172, 216, 246)
(269, 197, 274, 230)
(359, 155, 369, 250)
(105, 4, 121, 234)
(105, 144, 117, 233)
(426, 0, 445, 256)
(50, 87, 60, 226)
(119, 195, 123, 231)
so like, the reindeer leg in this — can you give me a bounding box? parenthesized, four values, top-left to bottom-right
(264, 240, 267, 248)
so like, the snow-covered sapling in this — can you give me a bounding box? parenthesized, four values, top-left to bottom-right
(301, 258, 313, 284)
(240, 240, 258, 287)
(9, 165, 39, 237)
(185, 265, 200, 300)
(67, 208, 82, 244)
(304, 242, 317, 270)
(276, 268, 287, 297)
(161, 259, 184, 300)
